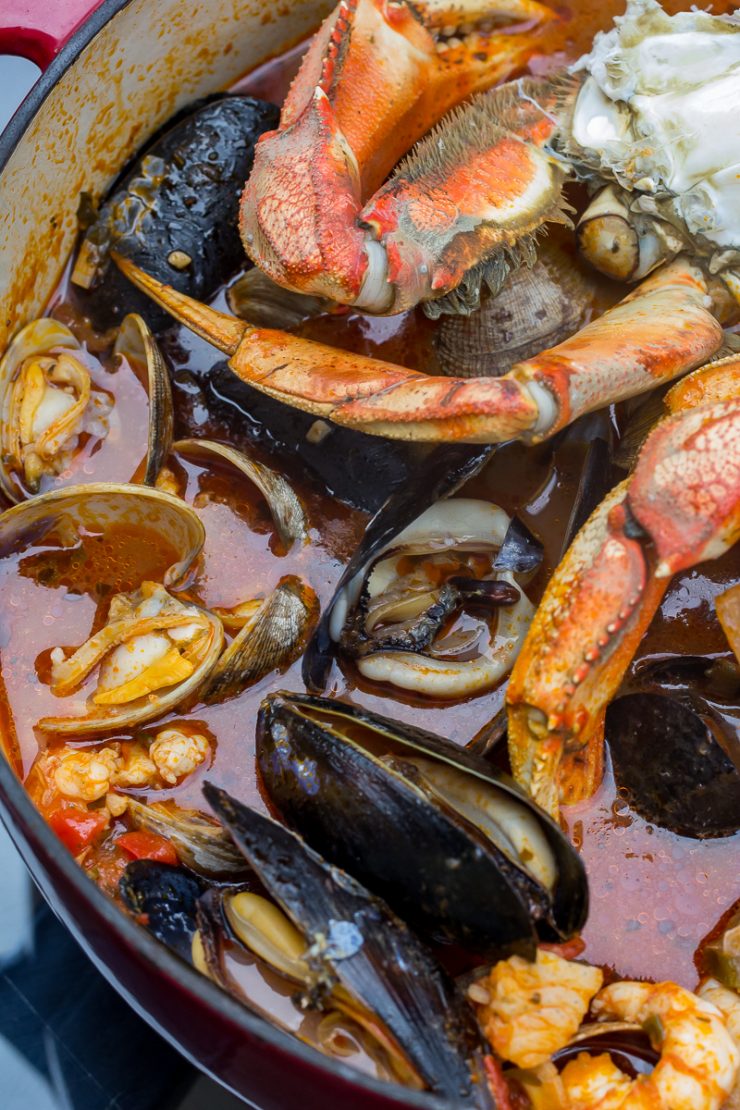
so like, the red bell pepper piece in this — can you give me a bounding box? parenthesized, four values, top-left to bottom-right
(116, 830, 179, 866)
(49, 807, 109, 855)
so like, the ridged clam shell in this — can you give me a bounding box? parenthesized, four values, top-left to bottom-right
(436, 247, 591, 379)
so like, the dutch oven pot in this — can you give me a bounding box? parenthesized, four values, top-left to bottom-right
(0, 2, 446, 1105)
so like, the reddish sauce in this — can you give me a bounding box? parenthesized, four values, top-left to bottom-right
(0, 0, 738, 1085)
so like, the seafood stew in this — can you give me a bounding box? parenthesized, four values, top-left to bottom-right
(1, 0, 740, 1105)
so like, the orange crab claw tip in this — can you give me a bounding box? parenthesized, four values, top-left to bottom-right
(111, 252, 248, 356)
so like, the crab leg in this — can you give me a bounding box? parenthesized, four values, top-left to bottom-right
(114, 254, 722, 445)
(507, 357, 740, 818)
(240, 0, 557, 306)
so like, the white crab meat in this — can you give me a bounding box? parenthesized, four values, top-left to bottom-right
(572, 0, 740, 251)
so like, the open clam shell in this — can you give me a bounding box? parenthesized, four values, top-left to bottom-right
(204, 784, 494, 1107)
(0, 481, 204, 584)
(202, 577, 317, 704)
(113, 314, 173, 486)
(256, 694, 587, 959)
(0, 483, 221, 736)
(0, 313, 173, 501)
(38, 580, 223, 736)
(126, 799, 249, 880)
(171, 438, 306, 549)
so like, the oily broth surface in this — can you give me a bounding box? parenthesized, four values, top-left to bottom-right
(0, 0, 735, 1042)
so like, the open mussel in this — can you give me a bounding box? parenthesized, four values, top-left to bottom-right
(71, 96, 280, 330)
(0, 313, 173, 500)
(203, 785, 494, 1105)
(121, 791, 494, 1105)
(606, 657, 740, 838)
(257, 694, 587, 959)
(334, 498, 536, 698)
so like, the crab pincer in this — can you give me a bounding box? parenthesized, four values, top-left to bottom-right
(507, 356, 740, 818)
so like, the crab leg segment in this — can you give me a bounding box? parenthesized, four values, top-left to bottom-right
(115, 255, 722, 446)
(240, 0, 556, 305)
(507, 359, 740, 818)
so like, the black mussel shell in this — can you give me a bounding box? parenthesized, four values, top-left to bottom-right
(493, 516, 543, 575)
(607, 691, 740, 838)
(256, 694, 587, 957)
(206, 361, 427, 515)
(119, 860, 204, 961)
(302, 444, 495, 689)
(204, 784, 493, 1108)
(73, 96, 280, 329)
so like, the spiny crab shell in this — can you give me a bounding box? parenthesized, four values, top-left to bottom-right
(568, 0, 740, 284)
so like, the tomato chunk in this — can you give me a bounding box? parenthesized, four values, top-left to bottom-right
(49, 808, 109, 854)
(116, 830, 179, 866)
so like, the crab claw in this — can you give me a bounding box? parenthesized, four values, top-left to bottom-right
(240, 0, 558, 307)
(114, 253, 722, 446)
(507, 359, 740, 818)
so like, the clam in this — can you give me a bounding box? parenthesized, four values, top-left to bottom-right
(203, 784, 494, 1105)
(202, 577, 318, 704)
(0, 313, 173, 501)
(0, 319, 111, 500)
(435, 245, 592, 379)
(257, 694, 588, 959)
(0, 482, 204, 584)
(0, 482, 222, 736)
(38, 580, 223, 736)
(170, 437, 306, 549)
(337, 498, 536, 698)
(113, 314, 173, 486)
(126, 798, 249, 880)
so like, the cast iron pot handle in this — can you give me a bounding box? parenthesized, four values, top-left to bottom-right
(0, 0, 103, 70)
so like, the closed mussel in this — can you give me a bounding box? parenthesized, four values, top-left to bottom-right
(203, 785, 494, 1107)
(257, 694, 587, 959)
(122, 790, 495, 1104)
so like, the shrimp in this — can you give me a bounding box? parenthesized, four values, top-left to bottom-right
(560, 981, 740, 1110)
(468, 948, 603, 1068)
(698, 979, 740, 1110)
